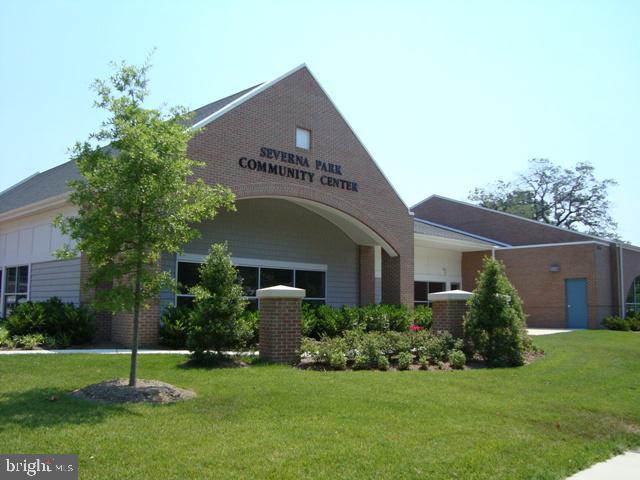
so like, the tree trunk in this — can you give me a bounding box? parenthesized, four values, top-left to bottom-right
(128, 258, 143, 387)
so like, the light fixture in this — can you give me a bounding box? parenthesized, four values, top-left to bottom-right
(549, 264, 561, 273)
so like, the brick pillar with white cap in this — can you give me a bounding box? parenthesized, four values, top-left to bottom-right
(257, 285, 306, 364)
(428, 290, 474, 338)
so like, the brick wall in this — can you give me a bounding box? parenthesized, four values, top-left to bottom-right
(259, 297, 301, 364)
(188, 66, 414, 308)
(462, 244, 618, 329)
(431, 300, 467, 338)
(359, 246, 375, 306)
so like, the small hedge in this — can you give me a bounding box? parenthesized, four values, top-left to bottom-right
(159, 305, 260, 350)
(602, 312, 640, 332)
(160, 303, 432, 349)
(3, 297, 94, 347)
(300, 329, 465, 370)
(301, 303, 431, 339)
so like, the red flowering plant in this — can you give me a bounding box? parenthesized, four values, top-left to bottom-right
(409, 324, 424, 332)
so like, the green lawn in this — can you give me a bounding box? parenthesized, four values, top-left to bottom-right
(0, 331, 639, 479)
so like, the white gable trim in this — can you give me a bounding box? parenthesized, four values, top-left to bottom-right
(189, 64, 307, 131)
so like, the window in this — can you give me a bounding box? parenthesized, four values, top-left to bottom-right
(450, 282, 460, 291)
(3, 265, 29, 316)
(414, 281, 445, 307)
(627, 276, 640, 314)
(296, 127, 311, 150)
(176, 261, 200, 307)
(175, 260, 326, 309)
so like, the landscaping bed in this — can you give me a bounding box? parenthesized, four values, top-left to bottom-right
(71, 379, 196, 404)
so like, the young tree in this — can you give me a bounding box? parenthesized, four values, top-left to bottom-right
(187, 243, 252, 361)
(55, 59, 235, 386)
(469, 158, 618, 239)
(463, 256, 529, 367)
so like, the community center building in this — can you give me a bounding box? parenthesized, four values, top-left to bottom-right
(0, 64, 638, 345)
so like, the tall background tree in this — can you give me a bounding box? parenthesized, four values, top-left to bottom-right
(468, 158, 618, 239)
(55, 58, 235, 386)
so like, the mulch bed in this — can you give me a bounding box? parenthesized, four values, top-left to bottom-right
(70, 379, 196, 404)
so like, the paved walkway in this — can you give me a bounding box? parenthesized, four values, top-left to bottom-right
(0, 348, 256, 355)
(567, 450, 640, 479)
(527, 328, 574, 336)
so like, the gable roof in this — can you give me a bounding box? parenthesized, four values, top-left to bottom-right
(414, 217, 508, 247)
(1, 64, 410, 220)
(0, 83, 265, 217)
(411, 194, 607, 246)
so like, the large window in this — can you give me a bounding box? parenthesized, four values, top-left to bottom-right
(414, 281, 446, 307)
(627, 276, 640, 314)
(175, 260, 326, 309)
(3, 265, 29, 316)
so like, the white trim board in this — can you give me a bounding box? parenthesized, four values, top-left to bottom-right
(176, 254, 327, 272)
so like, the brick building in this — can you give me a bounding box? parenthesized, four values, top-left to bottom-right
(0, 65, 638, 344)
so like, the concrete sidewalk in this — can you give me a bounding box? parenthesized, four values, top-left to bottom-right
(0, 348, 257, 355)
(567, 450, 640, 479)
(527, 328, 574, 336)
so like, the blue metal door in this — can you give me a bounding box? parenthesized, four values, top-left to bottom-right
(566, 278, 588, 329)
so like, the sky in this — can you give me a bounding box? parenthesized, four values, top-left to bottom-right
(1, 0, 638, 243)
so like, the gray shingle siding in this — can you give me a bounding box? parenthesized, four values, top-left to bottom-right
(29, 258, 81, 304)
(164, 198, 358, 307)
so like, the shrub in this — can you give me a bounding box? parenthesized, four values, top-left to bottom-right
(187, 244, 252, 358)
(14, 333, 45, 350)
(412, 305, 433, 330)
(377, 355, 390, 371)
(301, 303, 413, 339)
(418, 355, 429, 370)
(464, 257, 529, 367)
(0, 327, 15, 349)
(328, 351, 347, 370)
(353, 354, 369, 370)
(4, 297, 94, 346)
(397, 351, 413, 370)
(159, 305, 192, 348)
(243, 310, 260, 348)
(449, 349, 466, 369)
(602, 316, 631, 331)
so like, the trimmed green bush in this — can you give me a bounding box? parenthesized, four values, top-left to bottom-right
(187, 244, 252, 358)
(159, 305, 192, 348)
(412, 305, 433, 330)
(464, 257, 529, 367)
(301, 303, 415, 339)
(4, 297, 94, 346)
(397, 351, 413, 370)
(449, 350, 466, 369)
(602, 313, 640, 332)
(377, 355, 390, 371)
(300, 329, 467, 370)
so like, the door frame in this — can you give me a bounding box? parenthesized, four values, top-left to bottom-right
(565, 277, 589, 329)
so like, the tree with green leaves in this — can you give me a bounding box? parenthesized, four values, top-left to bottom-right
(55, 59, 235, 386)
(469, 158, 618, 239)
(463, 256, 529, 367)
(187, 243, 252, 362)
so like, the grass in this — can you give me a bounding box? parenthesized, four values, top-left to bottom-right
(0, 331, 639, 479)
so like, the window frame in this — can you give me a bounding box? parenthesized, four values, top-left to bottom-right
(174, 255, 327, 308)
(413, 280, 448, 308)
(1, 264, 30, 317)
(295, 127, 311, 151)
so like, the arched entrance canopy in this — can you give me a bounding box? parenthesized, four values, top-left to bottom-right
(240, 195, 398, 257)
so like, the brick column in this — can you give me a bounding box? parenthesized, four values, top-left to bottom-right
(111, 298, 161, 347)
(381, 249, 414, 307)
(429, 290, 473, 338)
(257, 285, 305, 364)
(359, 246, 376, 306)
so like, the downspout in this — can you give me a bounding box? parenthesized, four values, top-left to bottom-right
(618, 243, 625, 318)
(491, 247, 496, 260)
